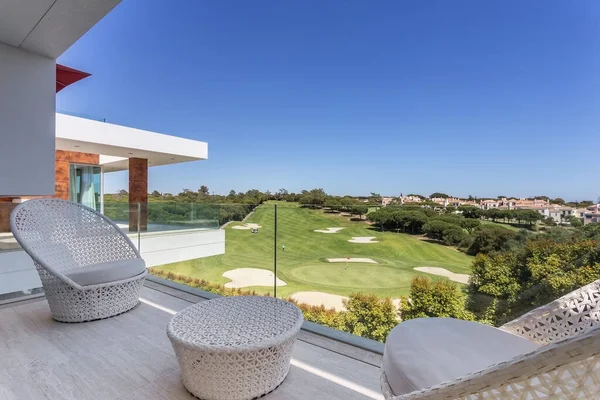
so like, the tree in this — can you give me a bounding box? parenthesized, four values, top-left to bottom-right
(543, 217, 557, 226)
(118, 189, 128, 196)
(517, 239, 600, 310)
(430, 192, 449, 198)
(423, 220, 467, 246)
(459, 206, 483, 219)
(581, 223, 600, 240)
(470, 253, 521, 300)
(460, 218, 481, 233)
(299, 188, 328, 208)
(340, 294, 398, 342)
(400, 277, 473, 321)
(517, 209, 543, 225)
(277, 188, 288, 200)
(467, 225, 517, 255)
(369, 192, 382, 204)
(198, 185, 210, 195)
(442, 224, 469, 246)
(403, 211, 428, 234)
(151, 190, 162, 198)
(552, 198, 566, 205)
(350, 205, 369, 220)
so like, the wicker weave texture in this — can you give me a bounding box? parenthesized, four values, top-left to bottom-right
(11, 199, 147, 322)
(168, 296, 304, 400)
(381, 279, 600, 399)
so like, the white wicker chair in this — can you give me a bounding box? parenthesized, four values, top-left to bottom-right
(381, 279, 600, 399)
(11, 199, 147, 323)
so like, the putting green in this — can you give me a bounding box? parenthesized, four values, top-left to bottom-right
(153, 202, 474, 298)
(287, 263, 417, 290)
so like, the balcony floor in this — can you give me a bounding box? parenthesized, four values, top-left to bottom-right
(0, 286, 383, 400)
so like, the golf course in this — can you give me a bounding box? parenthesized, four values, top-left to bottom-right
(153, 202, 474, 302)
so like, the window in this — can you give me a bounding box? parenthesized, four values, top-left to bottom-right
(69, 164, 101, 212)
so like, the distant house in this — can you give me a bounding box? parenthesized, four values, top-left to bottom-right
(584, 205, 600, 225)
(430, 197, 449, 206)
(498, 197, 517, 209)
(480, 200, 499, 210)
(381, 197, 394, 206)
(401, 195, 424, 204)
(514, 198, 550, 210)
(535, 206, 578, 224)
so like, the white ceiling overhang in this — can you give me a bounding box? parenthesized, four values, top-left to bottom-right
(55, 113, 208, 172)
(0, 0, 120, 58)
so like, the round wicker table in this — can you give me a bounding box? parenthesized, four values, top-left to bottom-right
(167, 296, 304, 400)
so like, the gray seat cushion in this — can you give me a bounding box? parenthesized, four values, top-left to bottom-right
(64, 258, 146, 286)
(383, 318, 539, 396)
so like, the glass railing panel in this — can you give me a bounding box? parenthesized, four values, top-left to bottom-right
(0, 201, 44, 299)
(143, 203, 276, 297)
(0, 202, 20, 253)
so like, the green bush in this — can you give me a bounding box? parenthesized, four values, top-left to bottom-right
(150, 269, 399, 342)
(467, 225, 517, 255)
(400, 277, 474, 321)
(423, 220, 468, 246)
(340, 293, 398, 342)
(467, 237, 600, 325)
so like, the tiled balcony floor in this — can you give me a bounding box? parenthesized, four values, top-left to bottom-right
(0, 286, 383, 400)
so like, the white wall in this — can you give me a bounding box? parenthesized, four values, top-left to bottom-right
(0, 43, 55, 195)
(133, 229, 225, 268)
(0, 229, 226, 296)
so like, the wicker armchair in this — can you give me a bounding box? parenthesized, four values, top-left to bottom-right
(381, 279, 600, 399)
(11, 199, 147, 322)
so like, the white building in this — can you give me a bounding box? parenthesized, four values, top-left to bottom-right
(584, 205, 600, 225)
(0, 3, 224, 297)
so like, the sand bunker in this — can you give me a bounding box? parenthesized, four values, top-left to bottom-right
(414, 267, 470, 284)
(231, 223, 262, 230)
(291, 292, 349, 311)
(291, 291, 400, 312)
(314, 227, 344, 234)
(348, 237, 379, 244)
(327, 258, 378, 264)
(223, 268, 286, 288)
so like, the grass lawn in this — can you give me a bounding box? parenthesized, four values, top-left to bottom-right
(153, 202, 474, 298)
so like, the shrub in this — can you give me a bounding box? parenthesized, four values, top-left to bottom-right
(150, 269, 399, 342)
(467, 225, 517, 255)
(470, 253, 521, 300)
(340, 293, 398, 342)
(400, 277, 474, 321)
(423, 220, 468, 246)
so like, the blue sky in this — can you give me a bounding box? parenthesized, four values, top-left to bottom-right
(57, 1, 600, 201)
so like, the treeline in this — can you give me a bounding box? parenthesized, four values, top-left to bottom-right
(459, 206, 546, 225)
(104, 187, 379, 226)
(402, 223, 600, 327)
(367, 205, 544, 256)
(103, 200, 256, 227)
(105, 187, 382, 208)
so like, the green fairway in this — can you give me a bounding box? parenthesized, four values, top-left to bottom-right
(154, 203, 474, 298)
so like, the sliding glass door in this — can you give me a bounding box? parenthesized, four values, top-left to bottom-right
(69, 164, 102, 212)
